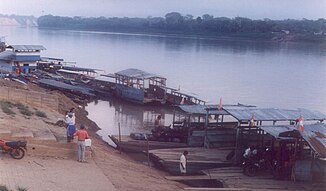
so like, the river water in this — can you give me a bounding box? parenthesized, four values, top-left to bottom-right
(1, 26, 326, 144)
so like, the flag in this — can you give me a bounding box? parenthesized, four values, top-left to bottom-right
(180, 97, 185, 105)
(298, 114, 304, 133)
(250, 113, 255, 127)
(218, 97, 222, 110)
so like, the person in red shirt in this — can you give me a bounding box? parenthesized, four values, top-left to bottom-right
(74, 124, 89, 162)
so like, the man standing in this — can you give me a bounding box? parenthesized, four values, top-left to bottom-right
(180, 150, 188, 175)
(74, 124, 89, 162)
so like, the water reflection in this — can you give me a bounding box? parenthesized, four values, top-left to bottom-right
(86, 98, 174, 145)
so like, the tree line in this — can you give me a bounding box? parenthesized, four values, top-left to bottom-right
(37, 12, 326, 40)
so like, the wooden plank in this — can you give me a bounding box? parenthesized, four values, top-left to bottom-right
(165, 175, 215, 181)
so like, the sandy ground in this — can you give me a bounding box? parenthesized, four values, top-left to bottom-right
(0, 79, 185, 191)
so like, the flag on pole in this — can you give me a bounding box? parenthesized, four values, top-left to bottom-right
(180, 97, 185, 105)
(250, 113, 255, 127)
(218, 97, 222, 110)
(298, 114, 304, 133)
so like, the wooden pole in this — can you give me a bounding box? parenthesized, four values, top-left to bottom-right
(118, 122, 121, 154)
(147, 136, 150, 167)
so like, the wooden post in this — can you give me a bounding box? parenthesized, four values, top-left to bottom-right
(118, 122, 121, 154)
(147, 136, 150, 167)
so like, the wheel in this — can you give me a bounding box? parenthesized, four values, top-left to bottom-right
(10, 148, 25, 159)
(245, 165, 257, 177)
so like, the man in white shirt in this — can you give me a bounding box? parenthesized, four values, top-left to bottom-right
(180, 150, 189, 175)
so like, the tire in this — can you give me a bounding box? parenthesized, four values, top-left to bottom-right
(10, 148, 25, 159)
(245, 165, 257, 177)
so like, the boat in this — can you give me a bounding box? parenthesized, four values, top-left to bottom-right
(109, 134, 188, 153)
(114, 68, 205, 105)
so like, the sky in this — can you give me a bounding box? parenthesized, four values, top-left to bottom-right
(0, 0, 325, 20)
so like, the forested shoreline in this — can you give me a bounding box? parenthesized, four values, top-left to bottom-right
(37, 12, 326, 42)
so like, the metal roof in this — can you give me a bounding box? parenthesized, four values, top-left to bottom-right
(224, 107, 326, 122)
(260, 125, 297, 139)
(115, 68, 166, 80)
(7, 45, 46, 51)
(177, 104, 254, 115)
(260, 123, 326, 158)
(301, 123, 326, 158)
(178, 104, 229, 115)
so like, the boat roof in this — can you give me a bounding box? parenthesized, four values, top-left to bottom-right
(38, 79, 95, 96)
(63, 66, 100, 73)
(260, 123, 326, 158)
(7, 45, 46, 51)
(115, 68, 166, 80)
(177, 104, 254, 115)
(224, 107, 326, 122)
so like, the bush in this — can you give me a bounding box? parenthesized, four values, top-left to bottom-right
(17, 186, 28, 191)
(35, 110, 47, 118)
(14, 102, 33, 116)
(0, 185, 9, 191)
(0, 100, 15, 115)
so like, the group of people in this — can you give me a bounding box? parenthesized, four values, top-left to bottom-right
(65, 108, 90, 163)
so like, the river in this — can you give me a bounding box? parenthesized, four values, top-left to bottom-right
(1, 26, 325, 144)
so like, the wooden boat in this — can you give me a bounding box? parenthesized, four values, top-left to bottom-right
(114, 68, 205, 105)
(108, 134, 188, 153)
(149, 147, 233, 175)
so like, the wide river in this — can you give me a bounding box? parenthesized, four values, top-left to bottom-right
(1, 26, 326, 144)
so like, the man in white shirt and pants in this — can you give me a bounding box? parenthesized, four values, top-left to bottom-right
(180, 150, 188, 175)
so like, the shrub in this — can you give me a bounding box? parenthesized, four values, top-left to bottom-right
(0, 101, 15, 115)
(17, 186, 29, 191)
(14, 102, 33, 116)
(35, 110, 47, 118)
(0, 185, 9, 191)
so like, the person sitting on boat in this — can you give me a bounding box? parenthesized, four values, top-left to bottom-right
(154, 115, 162, 127)
(180, 150, 189, 175)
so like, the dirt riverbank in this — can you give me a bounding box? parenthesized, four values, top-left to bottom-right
(0, 79, 185, 191)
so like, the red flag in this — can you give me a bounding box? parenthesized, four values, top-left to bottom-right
(298, 114, 304, 133)
(250, 113, 255, 127)
(180, 97, 185, 105)
(218, 97, 222, 110)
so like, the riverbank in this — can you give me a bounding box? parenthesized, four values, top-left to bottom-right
(0, 79, 185, 191)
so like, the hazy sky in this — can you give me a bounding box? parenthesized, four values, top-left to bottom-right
(1, 0, 325, 20)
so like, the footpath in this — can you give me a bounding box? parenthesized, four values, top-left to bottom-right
(0, 155, 117, 191)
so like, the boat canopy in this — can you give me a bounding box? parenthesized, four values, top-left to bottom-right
(223, 107, 326, 122)
(7, 45, 46, 51)
(260, 123, 326, 158)
(178, 104, 254, 115)
(115, 68, 166, 80)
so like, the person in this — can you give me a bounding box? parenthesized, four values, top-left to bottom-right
(154, 115, 161, 126)
(74, 124, 89, 162)
(243, 145, 257, 159)
(65, 111, 76, 142)
(180, 150, 188, 175)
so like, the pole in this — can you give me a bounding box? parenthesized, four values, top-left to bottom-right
(118, 122, 121, 154)
(147, 136, 150, 167)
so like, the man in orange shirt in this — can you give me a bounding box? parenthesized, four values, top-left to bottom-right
(74, 124, 89, 162)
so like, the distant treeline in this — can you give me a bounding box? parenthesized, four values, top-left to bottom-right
(37, 13, 326, 41)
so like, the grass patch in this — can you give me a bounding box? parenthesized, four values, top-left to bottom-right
(14, 102, 33, 116)
(0, 185, 9, 191)
(0, 100, 15, 115)
(35, 110, 47, 118)
(17, 186, 28, 191)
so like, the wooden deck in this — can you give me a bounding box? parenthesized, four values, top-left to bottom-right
(109, 135, 188, 153)
(149, 147, 233, 175)
(165, 166, 324, 190)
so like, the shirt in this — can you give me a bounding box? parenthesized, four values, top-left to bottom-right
(74, 129, 89, 141)
(180, 154, 186, 169)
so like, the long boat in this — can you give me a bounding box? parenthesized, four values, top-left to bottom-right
(109, 134, 188, 153)
(114, 68, 205, 105)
